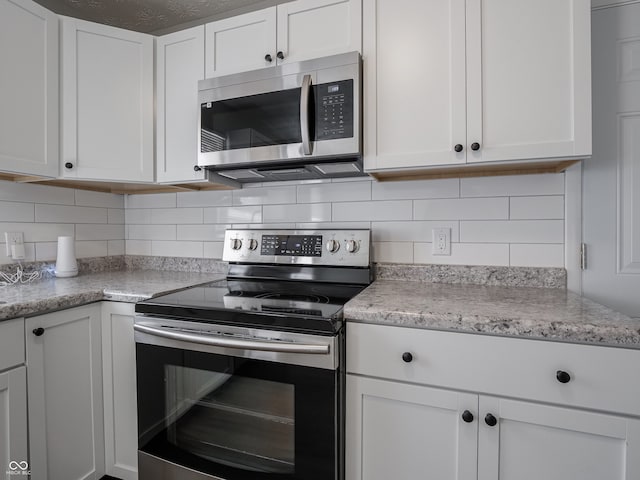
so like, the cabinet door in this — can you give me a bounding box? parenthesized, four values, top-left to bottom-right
(478, 396, 640, 480)
(363, 0, 466, 172)
(102, 302, 138, 480)
(156, 26, 206, 184)
(276, 0, 361, 65)
(61, 17, 154, 182)
(205, 8, 276, 78)
(466, 0, 591, 163)
(0, 367, 28, 479)
(26, 304, 105, 480)
(346, 375, 477, 480)
(0, 0, 58, 177)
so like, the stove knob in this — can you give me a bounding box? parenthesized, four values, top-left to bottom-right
(326, 239, 340, 253)
(345, 240, 359, 253)
(230, 238, 242, 250)
(248, 239, 259, 251)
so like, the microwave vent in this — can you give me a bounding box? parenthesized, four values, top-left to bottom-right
(201, 130, 225, 153)
(216, 169, 265, 180)
(314, 162, 361, 174)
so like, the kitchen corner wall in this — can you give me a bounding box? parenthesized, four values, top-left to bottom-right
(125, 173, 566, 268)
(0, 180, 125, 264)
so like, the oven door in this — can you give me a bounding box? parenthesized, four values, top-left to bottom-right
(134, 317, 343, 480)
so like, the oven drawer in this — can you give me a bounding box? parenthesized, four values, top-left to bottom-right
(346, 322, 640, 416)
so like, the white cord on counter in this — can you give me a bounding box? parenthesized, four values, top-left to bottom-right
(0, 265, 42, 287)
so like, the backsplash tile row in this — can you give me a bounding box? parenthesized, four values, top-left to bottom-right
(125, 173, 567, 268)
(0, 180, 124, 264)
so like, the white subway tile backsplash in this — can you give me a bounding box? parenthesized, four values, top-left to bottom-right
(125, 209, 152, 225)
(371, 221, 460, 242)
(297, 181, 371, 204)
(152, 240, 204, 258)
(296, 221, 371, 230)
(0, 201, 34, 222)
(204, 242, 224, 259)
(0, 180, 75, 205)
(263, 203, 331, 223)
(510, 244, 564, 267)
(372, 178, 459, 200)
(373, 242, 414, 263)
(75, 190, 124, 208)
(76, 224, 125, 241)
(332, 200, 412, 221)
(510, 196, 564, 219)
(414, 243, 510, 266)
(177, 190, 233, 208)
(76, 241, 108, 258)
(233, 186, 297, 205)
(0, 222, 74, 242)
(414, 198, 508, 220)
(35, 242, 57, 261)
(204, 206, 262, 224)
(35, 204, 107, 224)
(126, 240, 152, 255)
(108, 239, 125, 256)
(0, 243, 36, 263)
(178, 224, 229, 241)
(126, 193, 177, 209)
(108, 209, 125, 224)
(460, 220, 564, 244)
(128, 225, 176, 241)
(150, 208, 203, 225)
(461, 173, 565, 197)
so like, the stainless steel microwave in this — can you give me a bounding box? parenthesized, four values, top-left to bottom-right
(197, 52, 363, 184)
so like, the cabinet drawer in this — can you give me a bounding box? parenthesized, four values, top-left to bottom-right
(347, 322, 640, 416)
(0, 318, 25, 371)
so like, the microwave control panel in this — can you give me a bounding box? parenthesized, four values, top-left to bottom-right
(315, 80, 354, 141)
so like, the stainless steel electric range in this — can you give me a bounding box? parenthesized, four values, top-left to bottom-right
(134, 228, 371, 480)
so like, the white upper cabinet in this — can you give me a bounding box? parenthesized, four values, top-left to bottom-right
(205, 0, 361, 78)
(0, 0, 59, 177)
(364, 0, 591, 173)
(156, 26, 206, 184)
(60, 17, 154, 182)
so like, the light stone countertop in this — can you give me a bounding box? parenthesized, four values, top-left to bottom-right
(0, 270, 225, 321)
(344, 280, 640, 348)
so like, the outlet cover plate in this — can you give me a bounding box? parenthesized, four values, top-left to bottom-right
(432, 228, 451, 256)
(5, 232, 24, 257)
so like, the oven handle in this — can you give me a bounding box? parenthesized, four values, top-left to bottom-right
(134, 323, 330, 355)
(300, 74, 313, 155)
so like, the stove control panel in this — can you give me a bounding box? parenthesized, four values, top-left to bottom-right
(223, 229, 370, 267)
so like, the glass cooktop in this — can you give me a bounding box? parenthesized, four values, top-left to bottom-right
(135, 278, 368, 335)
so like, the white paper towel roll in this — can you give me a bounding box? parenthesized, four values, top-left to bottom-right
(55, 236, 78, 278)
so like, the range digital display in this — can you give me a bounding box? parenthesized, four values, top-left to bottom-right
(261, 235, 323, 257)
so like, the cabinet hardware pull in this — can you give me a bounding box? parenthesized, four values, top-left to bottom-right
(33, 327, 45, 337)
(462, 410, 474, 423)
(401, 352, 413, 363)
(277, 51, 285, 60)
(193, 165, 202, 172)
(265, 54, 273, 62)
(64, 162, 74, 169)
(470, 142, 481, 151)
(454, 144, 463, 152)
(484, 413, 497, 427)
(556, 370, 571, 383)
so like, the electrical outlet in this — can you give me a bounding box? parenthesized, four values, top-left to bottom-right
(5, 232, 25, 258)
(432, 228, 451, 256)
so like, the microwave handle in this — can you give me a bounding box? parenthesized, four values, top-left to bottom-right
(300, 74, 313, 155)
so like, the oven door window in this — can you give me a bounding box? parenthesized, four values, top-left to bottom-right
(136, 344, 338, 480)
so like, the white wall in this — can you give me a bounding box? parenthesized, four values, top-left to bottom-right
(0, 180, 125, 264)
(125, 173, 566, 267)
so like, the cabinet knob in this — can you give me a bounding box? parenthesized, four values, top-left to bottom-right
(65, 162, 74, 169)
(470, 142, 481, 151)
(556, 370, 571, 384)
(32, 327, 45, 337)
(277, 51, 285, 60)
(454, 144, 463, 153)
(484, 413, 497, 427)
(265, 54, 273, 63)
(402, 352, 413, 363)
(461, 410, 474, 423)
(194, 165, 202, 172)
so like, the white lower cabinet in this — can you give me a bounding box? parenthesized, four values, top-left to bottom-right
(0, 317, 28, 479)
(346, 323, 640, 480)
(101, 302, 138, 480)
(26, 304, 105, 480)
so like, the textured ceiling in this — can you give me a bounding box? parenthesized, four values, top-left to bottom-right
(33, 0, 288, 34)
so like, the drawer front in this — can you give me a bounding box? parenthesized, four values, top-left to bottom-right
(347, 322, 640, 416)
(0, 318, 25, 371)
